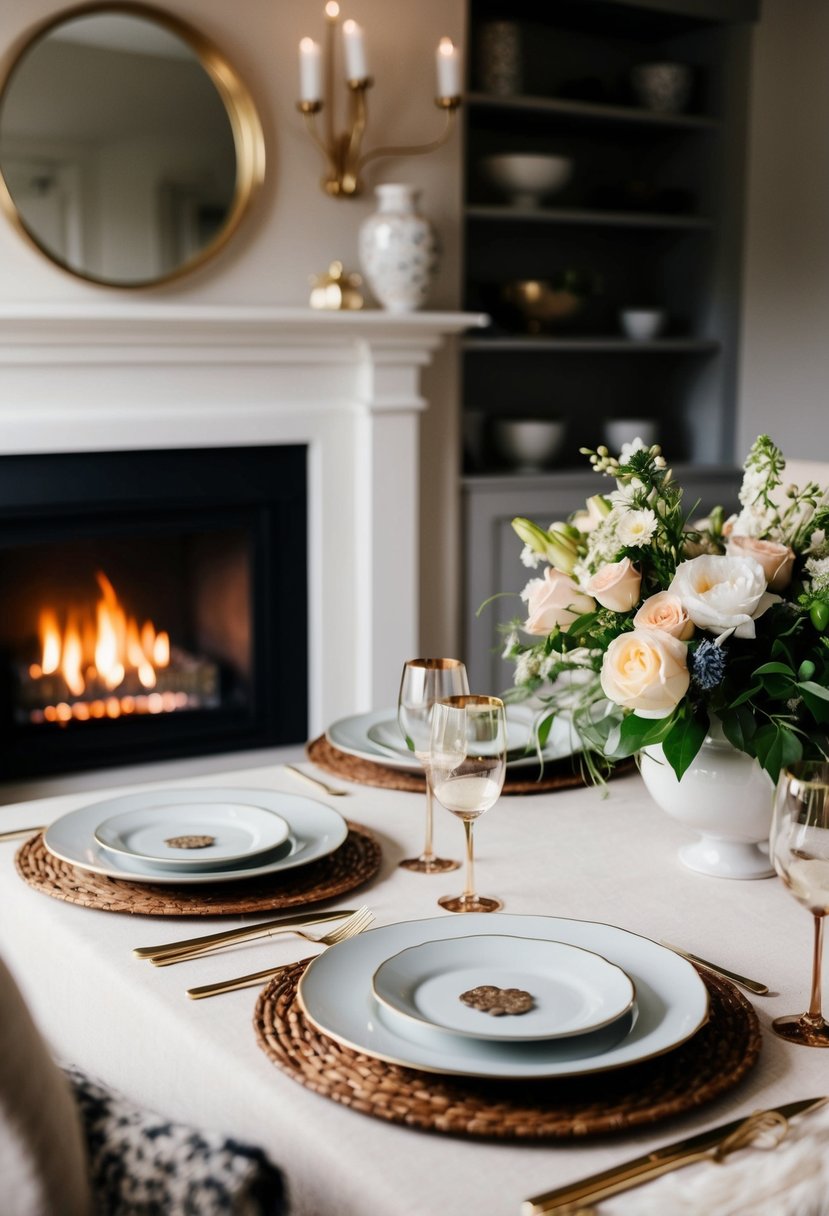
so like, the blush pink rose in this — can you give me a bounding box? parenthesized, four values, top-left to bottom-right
(633, 591, 694, 640)
(523, 568, 595, 636)
(725, 534, 796, 592)
(585, 558, 642, 613)
(600, 628, 690, 714)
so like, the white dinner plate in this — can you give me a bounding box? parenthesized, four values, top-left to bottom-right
(371, 935, 636, 1042)
(44, 788, 348, 885)
(93, 801, 291, 871)
(297, 914, 709, 1080)
(326, 704, 578, 773)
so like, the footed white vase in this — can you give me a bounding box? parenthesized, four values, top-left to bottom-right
(640, 720, 774, 879)
(358, 183, 439, 312)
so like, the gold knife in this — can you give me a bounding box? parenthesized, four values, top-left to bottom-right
(0, 825, 46, 842)
(133, 909, 356, 961)
(521, 1096, 828, 1215)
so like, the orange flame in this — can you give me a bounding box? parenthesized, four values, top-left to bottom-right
(35, 572, 170, 698)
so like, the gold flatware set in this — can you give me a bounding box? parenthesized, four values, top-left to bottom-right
(133, 906, 374, 999)
(184, 907, 375, 999)
(134, 907, 360, 965)
(521, 1096, 828, 1214)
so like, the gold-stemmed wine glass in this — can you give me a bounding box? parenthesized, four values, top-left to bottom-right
(769, 760, 829, 1047)
(397, 658, 468, 873)
(429, 694, 507, 912)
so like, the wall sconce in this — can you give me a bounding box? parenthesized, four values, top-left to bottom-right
(297, 3, 462, 198)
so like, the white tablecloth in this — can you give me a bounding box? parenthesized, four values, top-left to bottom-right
(0, 761, 823, 1216)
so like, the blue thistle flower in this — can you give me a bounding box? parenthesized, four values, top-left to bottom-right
(690, 640, 727, 690)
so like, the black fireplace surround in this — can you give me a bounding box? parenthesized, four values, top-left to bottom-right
(0, 446, 307, 779)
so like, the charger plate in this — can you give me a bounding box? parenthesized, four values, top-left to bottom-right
(306, 736, 634, 795)
(15, 823, 381, 917)
(254, 962, 760, 1139)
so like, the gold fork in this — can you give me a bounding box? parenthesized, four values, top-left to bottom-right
(186, 907, 375, 999)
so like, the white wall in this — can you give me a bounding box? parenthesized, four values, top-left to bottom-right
(0, 0, 466, 654)
(738, 0, 829, 462)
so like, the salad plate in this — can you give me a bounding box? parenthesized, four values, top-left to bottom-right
(297, 913, 708, 1080)
(371, 934, 635, 1042)
(94, 801, 291, 871)
(326, 704, 577, 773)
(44, 788, 348, 885)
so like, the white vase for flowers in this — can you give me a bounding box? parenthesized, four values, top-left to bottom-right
(639, 717, 775, 879)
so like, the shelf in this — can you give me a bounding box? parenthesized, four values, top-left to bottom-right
(462, 462, 741, 490)
(466, 91, 721, 133)
(465, 205, 713, 230)
(462, 336, 721, 353)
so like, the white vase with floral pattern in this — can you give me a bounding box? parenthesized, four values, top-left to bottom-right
(640, 717, 775, 879)
(358, 184, 439, 312)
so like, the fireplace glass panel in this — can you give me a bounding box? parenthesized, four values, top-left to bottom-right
(0, 447, 307, 778)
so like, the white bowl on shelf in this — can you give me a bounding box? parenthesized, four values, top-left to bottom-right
(480, 154, 573, 207)
(619, 309, 666, 340)
(604, 419, 659, 452)
(491, 418, 566, 472)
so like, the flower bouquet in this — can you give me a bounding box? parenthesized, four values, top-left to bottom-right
(504, 436, 829, 785)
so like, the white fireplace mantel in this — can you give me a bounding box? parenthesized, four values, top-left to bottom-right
(0, 304, 486, 735)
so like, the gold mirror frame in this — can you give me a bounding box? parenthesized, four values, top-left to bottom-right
(0, 1, 265, 288)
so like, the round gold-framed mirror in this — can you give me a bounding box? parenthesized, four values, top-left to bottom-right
(0, 2, 265, 287)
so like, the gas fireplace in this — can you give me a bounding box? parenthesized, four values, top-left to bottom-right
(0, 445, 307, 778)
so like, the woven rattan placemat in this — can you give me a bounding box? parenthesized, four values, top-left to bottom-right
(307, 736, 633, 795)
(254, 963, 760, 1139)
(15, 823, 381, 917)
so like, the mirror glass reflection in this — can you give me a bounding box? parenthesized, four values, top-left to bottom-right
(0, 7, 261, 286)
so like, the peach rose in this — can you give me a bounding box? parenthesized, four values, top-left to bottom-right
(584, 558, 642, 613)
(600, 628, 690, 714)
(725, 534, 796, 592)
(523, 567, 596, 636)
(633, 591, 694, 640)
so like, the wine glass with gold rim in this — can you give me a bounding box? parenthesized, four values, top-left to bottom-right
(429, 694, 507, 913)
(397, 658, 468, 873)
(769, 760, 829, 1047)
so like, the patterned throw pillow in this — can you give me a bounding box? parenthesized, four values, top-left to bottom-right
(66, 1068, 287, 1216)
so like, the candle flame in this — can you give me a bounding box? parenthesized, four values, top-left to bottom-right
(325, 2, 340, 18)
(438, 37, 455, 55)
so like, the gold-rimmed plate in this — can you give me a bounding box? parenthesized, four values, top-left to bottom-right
(297, 913, 708, 1080)
(371, 934, 636, 1042)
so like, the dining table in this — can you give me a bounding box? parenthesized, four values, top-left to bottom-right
(0, 751, 824, 1216)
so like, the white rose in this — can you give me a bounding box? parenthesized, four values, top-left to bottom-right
(584, 558, 642, 612)
(668, 554, 778, 640)
(600, 628, 690, 714)
(633, 591, 694, 640)
(522, 567, 596, 636)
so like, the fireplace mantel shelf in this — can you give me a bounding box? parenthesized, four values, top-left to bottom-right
(0, 305, 487, 357)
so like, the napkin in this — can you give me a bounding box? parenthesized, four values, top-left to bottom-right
(605, 1101, 829, 1216)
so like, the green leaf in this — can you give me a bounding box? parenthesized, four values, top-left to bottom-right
(718, 704, 758, 752)
(798, 681, 829, 724)
(536, 713, 554, 749)
(610, 711, 675, 759)
(797, 679, 829, 702)
(752, 723, 803, 783)
(729, 683, 762, 708)
(662, 712, 708, 781)
(752, 661, 796, 678)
